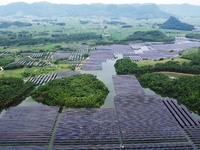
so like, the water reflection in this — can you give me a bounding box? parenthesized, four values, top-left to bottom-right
(81, 54, 123, 108)
(0, 109, 6, 118)
(18, 96, 43, 107)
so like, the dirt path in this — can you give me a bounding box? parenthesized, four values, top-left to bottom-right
(158, 71, 195, 76)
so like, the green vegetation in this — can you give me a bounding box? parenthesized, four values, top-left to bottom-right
(138, 73, 200, 114)
(115, 54, 200, 75)
(0, 56, 14, 66)
(0, 64, 71, 78)
(154, 61, 200, 74)
(114, 52, 200, 114)
(4, 63, 24, 70)
(125, 30, 175, 42)
(0, 77, 34, 110)
(31, 74, 109, 108)
(136, 58, 189, 67)
(186, 33, 200, 40)
(0, 31, 101, 46)
(181, 47, 200, 60)
(114, 58, 138, 75)
(158, 16, 194, 31)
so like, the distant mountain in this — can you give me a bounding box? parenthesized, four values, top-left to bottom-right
(0, 2, 171, 19)
(159, 4, 200, 18)
(0, 21, 32, 28)
(158, 16, 194, 31)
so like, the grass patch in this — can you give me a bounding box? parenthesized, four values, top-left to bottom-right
(136, 57, 190, 67)
(181, 47, 200, 56)
(0, 64, 71, 78)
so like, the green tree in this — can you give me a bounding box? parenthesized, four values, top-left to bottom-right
(114, 58, 138, 75)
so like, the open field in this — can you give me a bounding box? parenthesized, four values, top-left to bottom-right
(136, 57, 190, 66)
(0, 64, 71, 78)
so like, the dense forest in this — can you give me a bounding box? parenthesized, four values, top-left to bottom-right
(0, 77, 34, 110)
(125, 30, 175, 42)
(31, 74, 109, 108)
(0, 32, 101, 46)
(138, 73, 200, 115)
(158, 16, 194, 31)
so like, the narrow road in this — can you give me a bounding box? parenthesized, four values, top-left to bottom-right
(0, 67, 3, 72)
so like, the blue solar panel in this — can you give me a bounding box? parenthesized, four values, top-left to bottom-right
(0, 106, 59, 144)
(54, 108, 120, 144)
(112, 75, 190, 143)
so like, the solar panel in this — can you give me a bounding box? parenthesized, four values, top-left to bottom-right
(113, 75, 189, 143)
(0, 146, 47, 150)
(125, 142, 195, 149)
(184, 126, 200, 148)
(0, 106, 59, 145)
(53, 144, 121, 150)
(54, 108, 120, 144)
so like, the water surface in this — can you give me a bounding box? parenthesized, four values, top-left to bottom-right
(81, 54, 123, 108)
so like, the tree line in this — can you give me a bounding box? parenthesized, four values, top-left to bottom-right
(0, 32, 101, 46)
(115, 57, 200, 75)
(0, 77, 34, 110)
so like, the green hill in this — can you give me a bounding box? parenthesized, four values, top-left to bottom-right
(126, 30, 175, 42)
(158, 16, 194, 31)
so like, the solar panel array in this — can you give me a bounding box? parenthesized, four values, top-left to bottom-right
(125, 142, 195, 150)
(0, 146, 47, 150)
(53, 45, 88, 59)
(82, 48, 114, 70)
(0, 52, 11, 57)
(112, 75, 195, 149)
(82, 39, 200, 71)
(0, 106, 59, 145)
(28, 73, 57, 85)
(1, 74, 200, 149)
(123, 54, 142, 62)
(56, 71, 80, 78)
(150, 42, 200, 52)
(10, 57, 47, 67)
(53, 51, 72, 59)
(110, 45, 134, 54)
(184, 126, 200, 149)
(54, 108, 120, 145)
(163, 98, 200, 127)
(32, 53, 44, 58)
(53, 144, 121, 150)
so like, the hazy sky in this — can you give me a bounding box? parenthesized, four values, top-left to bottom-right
(0, 0, 200, 6)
